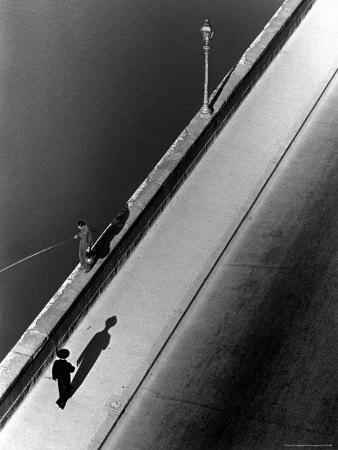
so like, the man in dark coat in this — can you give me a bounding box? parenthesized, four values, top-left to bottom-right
(52, 349, 75, 409)
(74, 220, 93, 272)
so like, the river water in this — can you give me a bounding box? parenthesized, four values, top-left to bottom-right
(0, 0, 283, 361)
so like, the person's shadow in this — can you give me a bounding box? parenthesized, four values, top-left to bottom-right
(71, 316, 117, 393)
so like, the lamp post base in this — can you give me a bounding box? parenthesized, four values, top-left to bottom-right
(200, 104, 212, 116)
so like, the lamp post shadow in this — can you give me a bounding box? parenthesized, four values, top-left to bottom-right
(93, 205, 130, 260)
(71, 316, 117, 394)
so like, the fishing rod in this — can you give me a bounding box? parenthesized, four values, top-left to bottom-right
(0, 238, 74, 275)
(0, 227, 100, 275)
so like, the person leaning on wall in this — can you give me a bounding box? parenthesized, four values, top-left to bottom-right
(74, 220, 93, 273)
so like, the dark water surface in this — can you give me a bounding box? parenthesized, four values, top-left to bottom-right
(0, 0, 283, 360)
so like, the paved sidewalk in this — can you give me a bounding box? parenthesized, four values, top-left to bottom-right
(0, 0, 337, 448)
(104, 64, 338, 450)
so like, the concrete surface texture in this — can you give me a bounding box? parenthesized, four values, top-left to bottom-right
(0, 0, 337, 448)
(104, 64, 338, 450)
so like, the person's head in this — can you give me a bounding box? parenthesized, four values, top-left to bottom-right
(77, 220, 86, 229)
(56, 349, 70, 359)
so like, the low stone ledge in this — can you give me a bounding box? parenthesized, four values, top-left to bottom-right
(215, 76, 242, 103)
(0, 352, 31, 398)
(244, 44, 266, 64)
(233, 61, 252, 79)
(33, 306, 66, 336)
(11, 330, 48, 359)
(0, 0, 315, 429)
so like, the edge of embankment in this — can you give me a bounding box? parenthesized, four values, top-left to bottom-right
(0, 0, 315, 429)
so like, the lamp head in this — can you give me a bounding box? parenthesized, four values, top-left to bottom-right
(201, 18, 214, 42)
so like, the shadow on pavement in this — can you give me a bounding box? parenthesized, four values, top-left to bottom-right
(94, 205, 130, 260)
(71, 316, 117, 393)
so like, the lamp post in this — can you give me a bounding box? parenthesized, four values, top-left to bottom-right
(200, 18, 214, 116)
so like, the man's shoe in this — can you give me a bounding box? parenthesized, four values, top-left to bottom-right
(56, 400, 65, 409)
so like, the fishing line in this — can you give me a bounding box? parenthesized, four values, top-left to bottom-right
(0, 238, 74, 274)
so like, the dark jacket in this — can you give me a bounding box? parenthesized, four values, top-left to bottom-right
(52, 359, 75, 381)
(77, 225, 93, 250)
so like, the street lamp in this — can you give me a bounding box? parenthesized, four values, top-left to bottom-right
(200, 18, 214, 116)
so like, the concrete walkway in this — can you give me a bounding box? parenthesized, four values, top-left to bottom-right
(0, 0, 337, 448)
(104, 61, 338, 450)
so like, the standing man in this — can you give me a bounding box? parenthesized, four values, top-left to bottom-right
(74, 220, 93, 272)
(52, 349, 75, 409)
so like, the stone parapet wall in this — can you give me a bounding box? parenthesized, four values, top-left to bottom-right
(0, 0, 315, 428)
